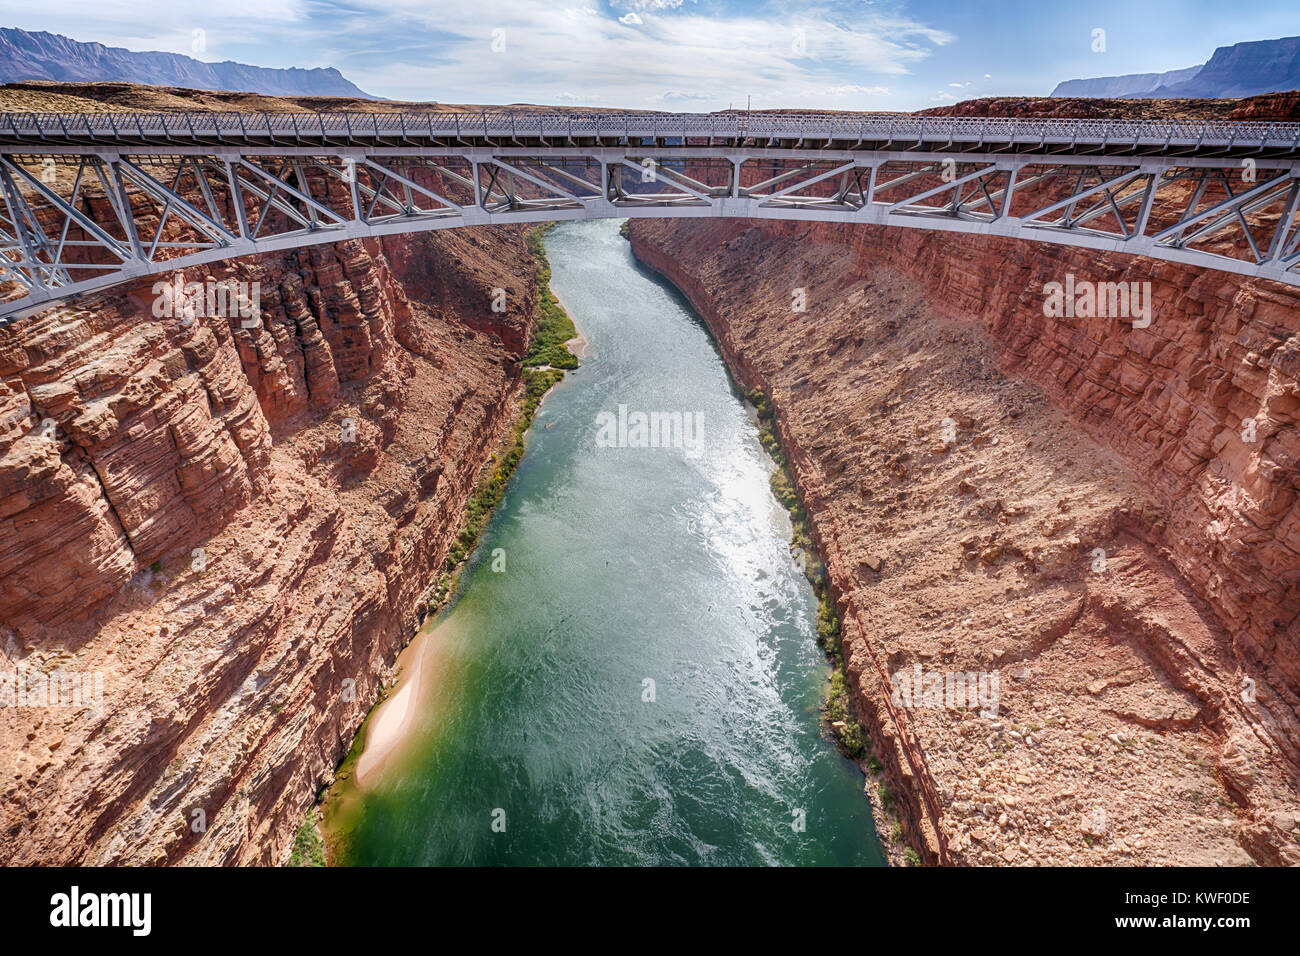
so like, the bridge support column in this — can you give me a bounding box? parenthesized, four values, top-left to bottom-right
(104, 158, 145, 263)
(223, 160, 250, 240)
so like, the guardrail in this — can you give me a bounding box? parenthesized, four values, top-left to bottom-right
(2, 110, 1300, 151)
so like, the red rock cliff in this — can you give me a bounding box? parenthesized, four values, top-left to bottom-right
(0, 226, 535, 864)
(631, 216, 1300, 866)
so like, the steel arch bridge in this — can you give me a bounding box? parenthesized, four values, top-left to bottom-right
(1, 109, 1299, 324)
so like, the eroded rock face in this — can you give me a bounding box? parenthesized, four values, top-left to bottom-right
(915, 90, 1300, 122)
(631, 218, 1299, 866)
(0, 227, 535, 864)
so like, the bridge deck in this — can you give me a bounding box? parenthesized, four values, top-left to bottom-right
(3, 111, 1300, 158)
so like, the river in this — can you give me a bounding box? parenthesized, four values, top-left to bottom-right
(327, 218, 885, 866)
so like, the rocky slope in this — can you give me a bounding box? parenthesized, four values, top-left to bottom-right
(0, 220, 536, 864)
(630, 216, 1300, 866)
(919, 92, 1300, 122)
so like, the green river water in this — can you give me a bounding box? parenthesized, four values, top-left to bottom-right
(328, 218, 885, 866)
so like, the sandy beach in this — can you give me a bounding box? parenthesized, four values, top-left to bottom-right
(564, 332, 589, 359)
(550, 285, 589, 359)
(354, 638, 428, 787)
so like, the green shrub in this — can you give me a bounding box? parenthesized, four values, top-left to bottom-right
(286, 812, 326, 867)
(903, 847, 921, 867)
(839, 721, 867, 758)
(816, 594, 840, 649)
(769, 468, 798, 510)
(878, 781, 896, 811)
(826, 669, 850, 723)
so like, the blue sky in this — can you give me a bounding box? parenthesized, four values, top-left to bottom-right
(2, 0, 1297, 110)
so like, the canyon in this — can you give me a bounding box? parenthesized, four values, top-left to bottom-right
(0, 82, 1297, 866)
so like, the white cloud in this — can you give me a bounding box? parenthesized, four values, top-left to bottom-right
(824, 84, 890, 97)
(337, 1, 954, 108)
(651, 89, 712, 103)
(12, 0, 956, 110)
(616, 0, 689, 10)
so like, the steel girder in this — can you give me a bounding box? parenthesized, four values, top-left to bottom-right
(1, 144, 1298, 324)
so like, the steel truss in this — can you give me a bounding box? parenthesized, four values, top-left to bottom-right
(1, 110, 1299, 322)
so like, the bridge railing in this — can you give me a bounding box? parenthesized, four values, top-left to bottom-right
(4, 110, 1300, 151)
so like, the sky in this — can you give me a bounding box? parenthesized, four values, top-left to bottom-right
(2, 0, 1297, 111)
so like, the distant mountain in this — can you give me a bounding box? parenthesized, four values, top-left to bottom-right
(1147, 36, 1300, 98)
(1052, 66, 1202, 98)
(0, 28, 376, 99)
(1051, 35, 1300, 99)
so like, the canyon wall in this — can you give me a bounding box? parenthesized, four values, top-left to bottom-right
(0, 225, 535, 864)
(631, 218, 1300, 865)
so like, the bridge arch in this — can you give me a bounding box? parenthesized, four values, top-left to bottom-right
(1, 110, 1298, 323)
